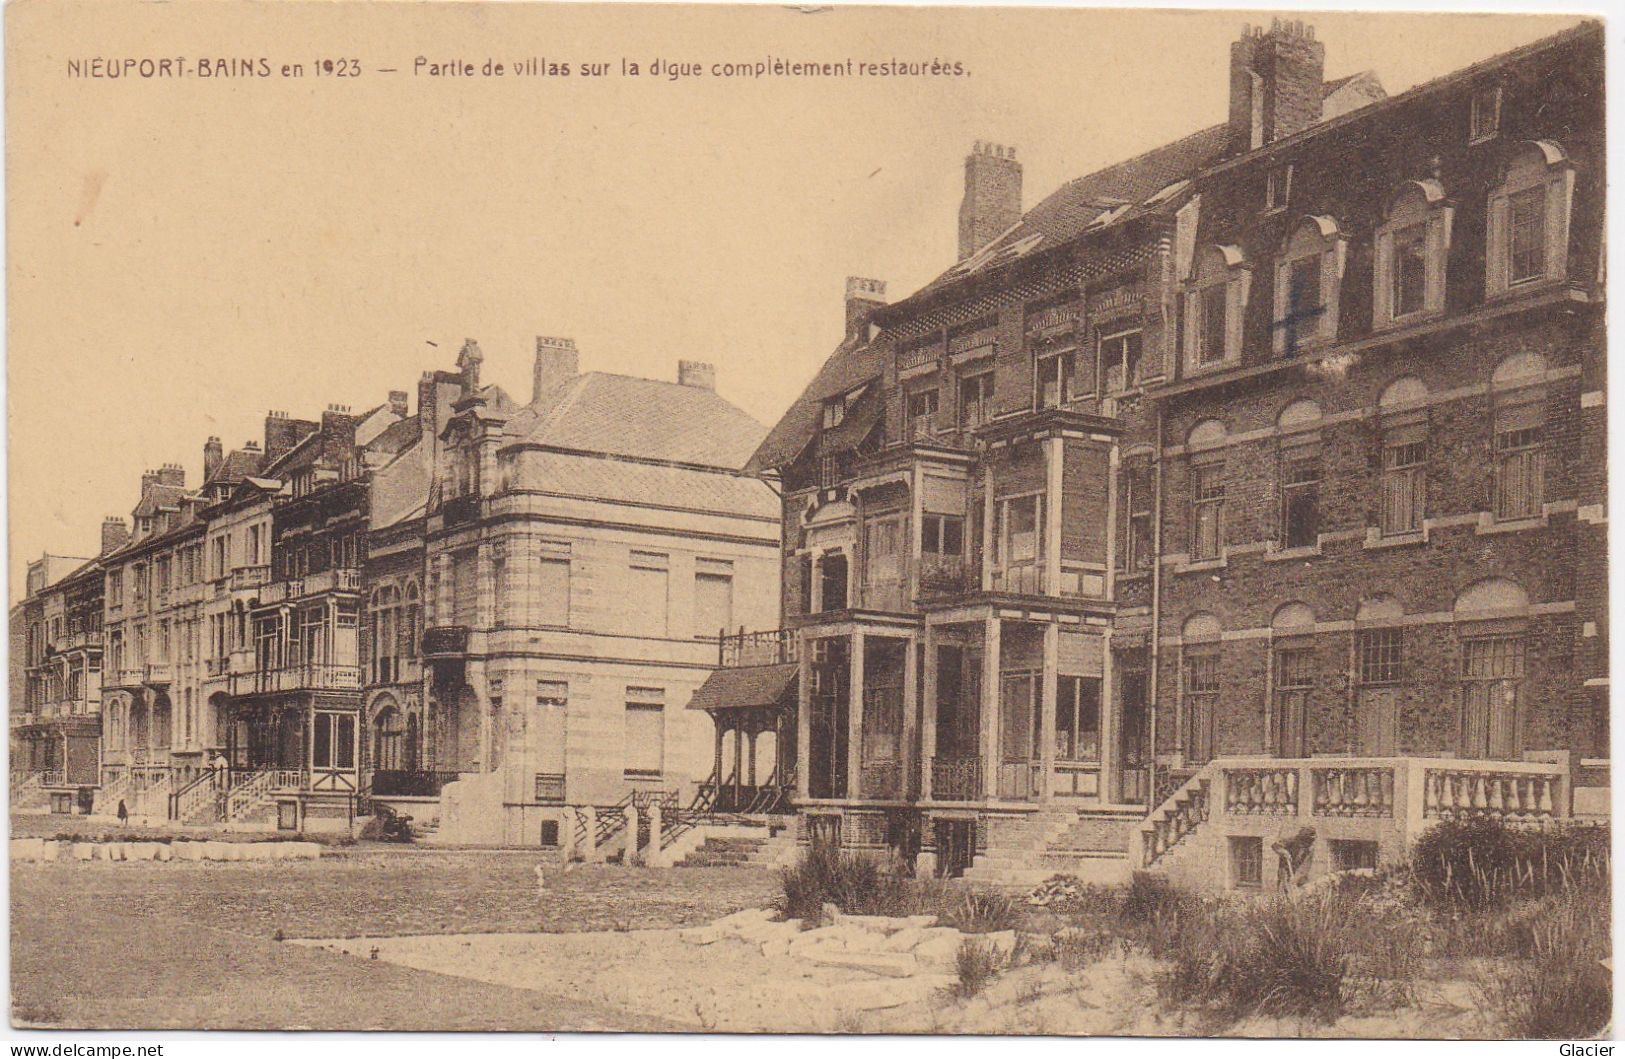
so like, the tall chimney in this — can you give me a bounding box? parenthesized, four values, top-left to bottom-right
(157, 463, 185, 488)
(1229, 19, 1325, 154)
(101, 517, 129, 555)
(844, 277, 887, 343)
(388, 390, 409, 417)
(140, 469, 161, 493)
(203, 436, 223, 480)
(264, 410, 318, 463)
(958, 142, 1022, 261)
(533, 336, 580, 405)
(677, 360, 716, 391)
(457, 339, 483, 396)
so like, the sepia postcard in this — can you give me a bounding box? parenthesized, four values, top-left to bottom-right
(5, 0, 1612, 1041)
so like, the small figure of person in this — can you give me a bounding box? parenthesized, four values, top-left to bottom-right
(534, 862, 546, 895)
(116, 798, 129, 827)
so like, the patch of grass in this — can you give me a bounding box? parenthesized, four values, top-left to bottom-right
(777, 845, 911, 921)
(954, 937, 1003, 997)
(1475, 885, 1611, 1039)
(949, 888, 1020, 933)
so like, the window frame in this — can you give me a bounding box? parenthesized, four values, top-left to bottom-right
(1469, 85, 1502, 144)
(1189, 460, 1226, 562)
(1373, 181, 1453, 330)
(1098, 327, 1143, 396)
(1485, 141, 1574, 299)
(1272, 216, 1346, 356)
(1183, 245, 1249, 372)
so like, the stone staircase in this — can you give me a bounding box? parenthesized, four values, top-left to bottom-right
(678, 834, 768, 867)
(960, 809, 1141, 888)
(673, 818, 799, 870)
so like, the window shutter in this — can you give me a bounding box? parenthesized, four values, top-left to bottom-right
(1225, 274, 1246, 361)
(1546, 172, 1573, 283)
(1183, 291, 1198, 367)
(1486, 190, 1509, 296)
(1373, 230, 1393, 326)
(1319, 246, 1341, 342)
(1272, 259, 1289, 356)
(1424, 214, 1447, 314)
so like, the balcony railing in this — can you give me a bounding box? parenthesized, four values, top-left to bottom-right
(144, 663, 173, 685)
(259, 568, 361, 605)
(370, 769, 462, 798)
(916, 553, 970, 596)
(230, 565, 271, 591)
(995, 759, 1042, 801)
(930, 757, 983, 801)
(718, 628, 799, 668)
(989, 564, 1045, 596)
(230, 663, 362, 696)
(858, 760, 904, 800)
(422, 626, 471, 657)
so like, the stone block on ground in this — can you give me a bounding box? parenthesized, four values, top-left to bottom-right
(799, 946, 919, 978)
(11, 839, 43, 862)
(73, 843, 94, 861)
(155, 843, 172, 862)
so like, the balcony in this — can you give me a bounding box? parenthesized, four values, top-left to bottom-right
(422, 626, 471, 658)
(230, 663, 362, 696)
(718, 628, 799, 668)
(144, 663, 173, 685)
(930, 758, 983, 801)
(115, 667, 146, 688)
(259, 568, 361, 605)
(442, 493, 483, 528)
(230, 565, 271, 591)
(917, 553, 971, 597)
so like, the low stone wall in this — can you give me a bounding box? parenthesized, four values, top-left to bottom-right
(10, 838, 324, 864)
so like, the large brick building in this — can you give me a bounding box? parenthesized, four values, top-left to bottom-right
(724, 20, 1605, 885)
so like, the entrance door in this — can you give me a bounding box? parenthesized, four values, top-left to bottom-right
(1460, 637, 1523, 759)
(1117, 671, 1149, 804)
(997, 671, 1039, 799)
(1354, 687, 1397, 756)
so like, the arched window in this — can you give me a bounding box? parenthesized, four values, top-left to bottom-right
(372, 699, 403, 772)
(1274, 216, 1347, 355)
(402, 581, 422, 660)
(1490, 353, 1548, 522)
(1186, 420, 1227, 562)
(1181, 613, 1221, 764)
(1486, 141, 1574, 296)
(1276, 402, 1323, 550)
(1374, 180, 1453, 328)
(1354, 595, 1405, 754)
(1270, 604, 1315, 757)
(1378, 377, 1430, 536)
(369, 585, 400, 682)
(1454, 578, 1530, 760)
(1184, 245, 1250, 370)
(404, 711, 421, 772)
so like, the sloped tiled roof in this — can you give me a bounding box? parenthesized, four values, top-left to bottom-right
(205, 449, 265, 487)
(366, 415, 420, 457)
(749, 76, 1384, 475)
(518, 450, 778, 520)
(369, 438, 429, 531)
(506, 373, 766, 470)
(130, 484, 188, 518)
(685, 663, 798, 712)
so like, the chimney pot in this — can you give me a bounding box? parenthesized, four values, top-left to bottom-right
(388, 390, 409, 417)
(844, 276, 888, 343)
(677, 360, 716, 391)
(1229, 18, 1325, 154)
(100, 517, 130, 555)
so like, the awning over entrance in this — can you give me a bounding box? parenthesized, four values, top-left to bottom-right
(687, 663, 798, 713)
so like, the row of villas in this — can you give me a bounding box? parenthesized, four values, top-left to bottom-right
(9, 20, 1607, 888)
(690, 20, 1607, 885)
(12, 343, 780, 841)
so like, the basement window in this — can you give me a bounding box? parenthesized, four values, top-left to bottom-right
(1330, 839, 1378, 872)
(1229, 836, 1263, 889)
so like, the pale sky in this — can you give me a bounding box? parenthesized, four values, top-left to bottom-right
(6, 3, 1584, 599)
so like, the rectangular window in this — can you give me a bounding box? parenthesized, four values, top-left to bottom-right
(822, 395, 847, 430)
(995, 494, 1041, 567)
(1330, 839, 1379, 872)
(312, 712, 356, 770)
(450, 550, 477, 627)
(539, 541, 571, 628)
(1282, 254, 1323, 354)
(1358, 628, 1404, 685)
(1054, 675, 1101, 762)
(862, 515, 905, 610)
(906, 388, 939, 440)
(1470, 85, 1502, 142)
(1280, 453, 1320, 549)
(1392, 222, 1428, 318)
(1035, 353, 1070, 409)
(1190, 463, 1225, 561)
(695, 559, 734, 638)
(1508, 185, 1547, 285)
(1230, 836, 1263, 888)
(921, 513, 964, 556)
(630, 551, 670, 637)
(1460, 636, 1524, 759)
(1273, 647, 1313, 757)
(1265, 164, 1293, 211)
(1100, 330, 1142, 394)
(624, 687, 665, 776)
(1184, 649, 1218, 764)
(1494, 420, 1545, 521)
(1382, 439, 1427, 535)
(1198, 285, 1227, 365)
(1121, 468, 1154, 573)
(958, 370, 994, 430)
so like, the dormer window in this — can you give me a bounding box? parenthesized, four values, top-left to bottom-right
(1486, 141, 1574, 297)
(1184, 245, 1249, 371)
(1374, 180, 1452, 329)
(906, 387, 939, 440)
(822, 395, 847, 430)
(1273, 216, 1346, 355)
(1035, 351, 1070, 409)
(1099, 329, 1142, 395)
(1470, 85, 1502, 144)
(1265, 164, 1294, 212)
(958, 368, 994, 430)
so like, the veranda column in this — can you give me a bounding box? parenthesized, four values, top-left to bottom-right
(797, 636, 812, 801)
(846, 631, 866, 800)
(1040, 622, 1058, 803)
(1044, 437, 1064, 595)
(712, 718, 724, 801)
(732, 716, 744, 806)
(920, 625, 939, 800)
(1100, 626, 1117, 803)
(901, 637, 919, 799)
(746, 717, 759, 788)
(980, 616, 1001, 800)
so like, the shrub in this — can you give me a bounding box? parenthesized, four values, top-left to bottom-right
(954, 937, 1004, 997)
(1155, 888, 1365, 1024)
(1476, 885, 1611, 1038)
(776, 846, 910, 921)
(950, 888, 1020, 933)
(1410, 819, 1609, 910)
